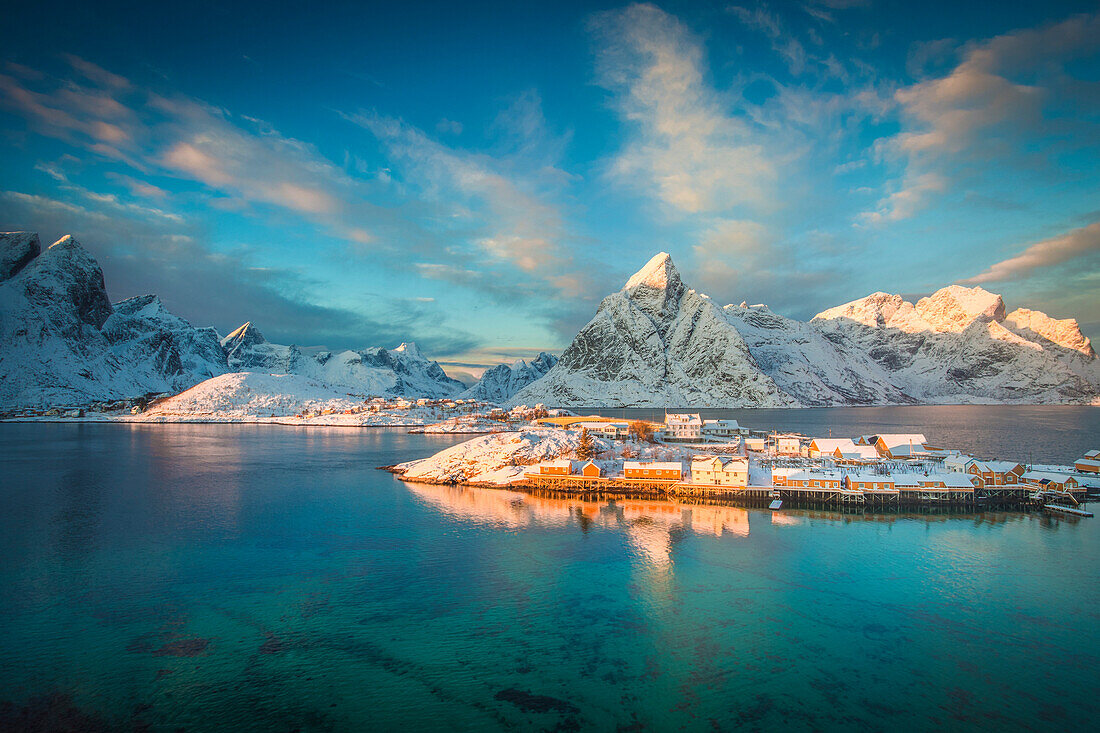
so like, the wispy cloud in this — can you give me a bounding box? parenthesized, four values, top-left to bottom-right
(589, 3, 778, 216)
(0, 57, 385, 245)
(862, 12, 1100, 223)
(959, 221, 1100, 285)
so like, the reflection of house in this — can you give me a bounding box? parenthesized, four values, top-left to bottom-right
(538, 459, 572, 476)
(624, 461, 683, 480)
(690, 456, 749, 487)
(966, 461, 1025, 487)
(664, 414, 703, 441)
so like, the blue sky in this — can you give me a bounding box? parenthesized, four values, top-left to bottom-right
(2, 0, 1098, 380)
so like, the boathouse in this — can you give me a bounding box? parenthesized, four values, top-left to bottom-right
(539, 459, 573, 476)
(967, 461, 1025, 487)
(624, 461, 683, 480)
(1074, 452, 1100, 474)
(873, 434, 928, 458)
(580, 461, 602, 478)
(1022, 471, 1080, 493)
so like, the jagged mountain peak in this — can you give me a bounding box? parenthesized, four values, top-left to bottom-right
(623, 252, 680, 291)
(221, 321, 266, 349)
(1, 231, 41, 282)
(916, 284, 1005, 332)
(392, 341, 424, 360)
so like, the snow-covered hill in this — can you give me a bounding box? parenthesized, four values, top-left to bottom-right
(221, 322, 464, 398)
(460, 352, 558, 402)
(512, 253, 1100, 407)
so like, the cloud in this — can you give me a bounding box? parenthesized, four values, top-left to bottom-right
(0, 187, 477, 356)
(0, 56, 386, 245)
(959, 221, 1100, 285)
(589, 3, 778, 216)
(863, 12, 1100, 223)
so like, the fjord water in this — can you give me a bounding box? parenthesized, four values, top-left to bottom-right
(0, 420, 1097, 731)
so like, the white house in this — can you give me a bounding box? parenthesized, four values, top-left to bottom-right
(774, 434, 801, 456)
(702, 419, 742, 441)
(664, 413, 703, 441)
(943, 454, 977, 473)
(744, 437, 766, 452)
(690, 456, 749, 487)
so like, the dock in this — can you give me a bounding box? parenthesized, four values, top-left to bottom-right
(1043, 504, 1093, 517)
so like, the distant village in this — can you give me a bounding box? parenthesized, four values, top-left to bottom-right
(514, 411, 1098, 514)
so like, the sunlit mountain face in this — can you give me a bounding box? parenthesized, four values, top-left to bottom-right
(1, 1, 1098, 378)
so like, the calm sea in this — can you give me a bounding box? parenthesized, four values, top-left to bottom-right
(0, 417, 1097, 731)
(584, 405, 1100, 464)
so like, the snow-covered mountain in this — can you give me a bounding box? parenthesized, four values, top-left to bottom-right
(220, 322, 464, 398)
(461, 352, 558, 402)
(812, 287, 1099, 403)
(0, 231, 465, 408)
(0, 233, 228, 408)
(512, 252, 1100, 407)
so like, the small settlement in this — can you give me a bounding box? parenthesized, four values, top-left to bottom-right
(522, 412, 1098, 510)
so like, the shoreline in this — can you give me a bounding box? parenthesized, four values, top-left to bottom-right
(380, 467, 1091, 514)
(385, 472, 1072, 515)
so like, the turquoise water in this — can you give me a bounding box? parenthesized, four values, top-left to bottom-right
(0, 422, 1097, 731)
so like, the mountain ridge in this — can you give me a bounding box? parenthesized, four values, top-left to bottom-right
(511, 253, 1099, 407)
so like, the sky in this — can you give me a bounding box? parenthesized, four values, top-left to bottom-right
(1, 0, 1098, 381)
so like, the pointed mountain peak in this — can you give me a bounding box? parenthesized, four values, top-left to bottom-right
(221, 321, 266, 348)
(392, 342, 424, 360)
(623, 252, 681, 291)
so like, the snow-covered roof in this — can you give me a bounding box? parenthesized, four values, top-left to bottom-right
(875, 433, 928, 448)
(703, 419, 740, 428)
(665, 413, 702, 425)
(542, 459, 572, 469)
(973, 460, 1023, 473)
(1023, 471, 1076, 483)
(1085, 449, 1100, 459)
(1074, 458, 1100, 468)
(810, 438, 858, 452)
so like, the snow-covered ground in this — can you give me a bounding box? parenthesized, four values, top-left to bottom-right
(409, 418, 515, 434)
(392, 429, 734, 486)
(3, 371, 487, 426)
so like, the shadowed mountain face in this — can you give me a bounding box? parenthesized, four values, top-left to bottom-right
(462, 352, 559, 402)
(511, 253, 1100, 407)
(0, 232, 464, 408)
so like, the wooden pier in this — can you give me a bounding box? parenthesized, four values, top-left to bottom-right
(521, 474, 989, 508)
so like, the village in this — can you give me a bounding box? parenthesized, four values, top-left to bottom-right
(512, 412, 1099, 514)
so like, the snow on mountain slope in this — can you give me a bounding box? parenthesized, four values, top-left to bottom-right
(0, 231, 464, 408)
(461, 352, 558, 402)
(0, 233, 225, 408)
(143, 371, 359, 418)
(812, 288, 1100, 403)
(720, 303, 914, 406)
(220, 321, 464, 398)
(511, 253, 796, 407)
(514, 253, 1100, 407)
